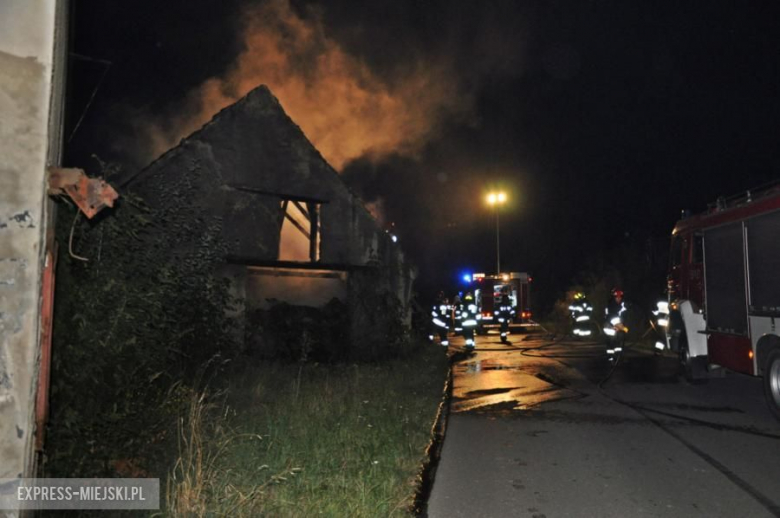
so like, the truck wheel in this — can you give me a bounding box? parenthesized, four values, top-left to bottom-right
(764, 349, 780, 421)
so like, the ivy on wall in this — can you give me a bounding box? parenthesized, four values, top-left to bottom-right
(47, 161, 239, 477)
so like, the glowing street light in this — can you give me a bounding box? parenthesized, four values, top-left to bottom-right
(486, 191, 507, 274)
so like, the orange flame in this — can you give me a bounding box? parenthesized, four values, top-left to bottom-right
(141, 0, 468, 171)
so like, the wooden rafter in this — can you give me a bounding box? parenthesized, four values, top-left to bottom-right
(284, 212, 311, 239)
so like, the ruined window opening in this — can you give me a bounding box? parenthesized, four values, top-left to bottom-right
(279, 199, 321, 262)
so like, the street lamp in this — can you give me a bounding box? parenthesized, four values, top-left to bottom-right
(486, 191, 507, 274)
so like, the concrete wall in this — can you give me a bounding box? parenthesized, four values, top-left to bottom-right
(0, 0, 66, 478)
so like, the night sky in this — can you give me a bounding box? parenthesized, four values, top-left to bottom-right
(65, 1, 780, 309)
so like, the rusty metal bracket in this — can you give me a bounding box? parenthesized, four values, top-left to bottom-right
(48, 167, 119, 219)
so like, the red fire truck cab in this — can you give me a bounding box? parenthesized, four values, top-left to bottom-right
(658, 184, 780, 419)
(469, 272, 535, 334)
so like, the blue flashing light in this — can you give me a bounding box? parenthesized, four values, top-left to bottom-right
(462, 273, 472, 283)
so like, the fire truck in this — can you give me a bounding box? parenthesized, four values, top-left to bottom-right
(657, 184, 780, 419)
(468, 272, 535, 334)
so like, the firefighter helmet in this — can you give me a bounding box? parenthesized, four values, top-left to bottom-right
(612, 288, 624, 299)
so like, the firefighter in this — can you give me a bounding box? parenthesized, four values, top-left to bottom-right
(431, 292, 451, 347)
(494, 287, 515, 343)
(603, 288, 627, 359)
(568, 292, 593, 338)
(461, 291, 479, 350)
(451, 293, 464, 336)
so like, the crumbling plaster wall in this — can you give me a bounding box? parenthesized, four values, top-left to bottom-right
(0, 0, 65, 478)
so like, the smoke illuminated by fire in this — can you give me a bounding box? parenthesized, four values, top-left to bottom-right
(142, 0, 468, 171)
(364, 199, 385, 225)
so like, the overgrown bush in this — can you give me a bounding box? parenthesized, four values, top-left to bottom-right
(348, 268, 413, 361)
(246, 281, 412, 363)
(246, 299, 350, 362)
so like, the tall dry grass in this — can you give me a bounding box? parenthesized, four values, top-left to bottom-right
(163, 343, 447, 516)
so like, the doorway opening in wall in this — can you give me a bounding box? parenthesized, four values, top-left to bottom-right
(279, 199, 321, 262)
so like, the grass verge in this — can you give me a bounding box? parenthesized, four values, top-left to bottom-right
(165, 342, 448, 517)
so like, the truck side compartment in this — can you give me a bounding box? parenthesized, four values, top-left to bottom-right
(665, 184, 780, 419)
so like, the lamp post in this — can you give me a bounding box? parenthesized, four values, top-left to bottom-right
(486, 191, 507, 274)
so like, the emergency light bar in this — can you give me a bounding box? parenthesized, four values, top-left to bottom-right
(471, 272, 529, 281)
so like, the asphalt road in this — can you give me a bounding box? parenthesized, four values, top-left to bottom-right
(426, 330, 780, 518)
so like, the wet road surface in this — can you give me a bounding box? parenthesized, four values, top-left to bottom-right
(427, 330, 780, 518)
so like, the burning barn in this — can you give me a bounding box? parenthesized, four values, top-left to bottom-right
(115, 85, 415, 356)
